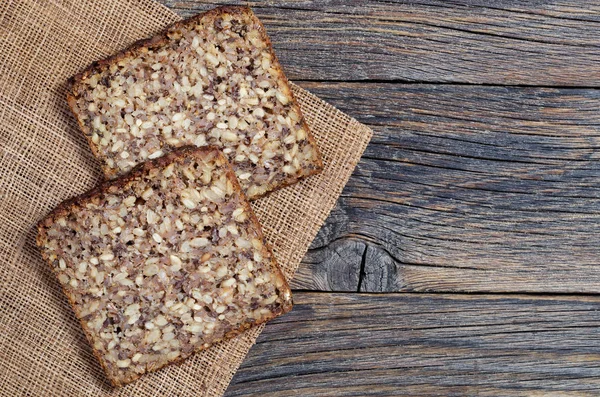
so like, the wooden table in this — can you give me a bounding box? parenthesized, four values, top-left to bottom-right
(160, 1, 600, 395)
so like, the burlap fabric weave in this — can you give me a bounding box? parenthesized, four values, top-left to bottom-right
(0, 0, 372, 395)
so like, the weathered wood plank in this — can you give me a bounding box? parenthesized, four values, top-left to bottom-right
(226, 292, 600, 396)
(291, 82, 600, 293)
(158, 0, 600, 85)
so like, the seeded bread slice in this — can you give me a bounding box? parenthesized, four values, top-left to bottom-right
(67, 6, 322, 200)
(36, 146, 292, 386)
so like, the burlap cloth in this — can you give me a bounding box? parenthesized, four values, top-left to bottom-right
(0, 0, 372, 395)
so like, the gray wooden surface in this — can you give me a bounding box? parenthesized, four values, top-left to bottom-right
(293, 83, 600, 293)
(156, 1, 600, 395)
(163, 0, 600, 85)
(229, 293, 600, 396)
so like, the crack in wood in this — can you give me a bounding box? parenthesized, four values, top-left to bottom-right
(357, 244, 368, 292)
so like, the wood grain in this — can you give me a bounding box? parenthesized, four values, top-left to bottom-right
(226, 292, 600, 396)
(158, 0, 600, 85)
(295, 237, 365, 292)
(291, 82, 600, 293)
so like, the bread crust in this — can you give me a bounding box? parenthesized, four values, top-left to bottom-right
(36, 146, 292, 386)
(66, 6, 323, 198)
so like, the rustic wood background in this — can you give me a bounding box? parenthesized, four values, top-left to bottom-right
(158, 1, 600, 395)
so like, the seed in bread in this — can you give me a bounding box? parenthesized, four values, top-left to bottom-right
(67, 6, 322, 200)
(36, 146, 292, 386)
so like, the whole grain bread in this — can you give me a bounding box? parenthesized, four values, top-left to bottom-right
(67, 6, 322, 200)
(36, 146, 292, 386)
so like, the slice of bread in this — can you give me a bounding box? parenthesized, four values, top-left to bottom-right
(36, 146, 292, 386)
(67, 6, 322, 200)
